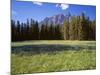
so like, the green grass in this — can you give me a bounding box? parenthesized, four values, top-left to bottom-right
(11, 40, 95, 47)
(11, 41, 96, 75)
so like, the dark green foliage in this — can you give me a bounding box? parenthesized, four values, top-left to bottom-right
(11, 20, 16, 41)
(11, 13, 96, 41)
(54, 25, 62, 40)
(63, 19, 69, 40)
(63, 12, 70, 40)
(40, 24, 46, 40)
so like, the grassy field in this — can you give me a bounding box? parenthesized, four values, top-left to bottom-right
(11, 40, 96, 75)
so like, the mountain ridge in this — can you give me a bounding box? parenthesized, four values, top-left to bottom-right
(40, 14, 69, 25)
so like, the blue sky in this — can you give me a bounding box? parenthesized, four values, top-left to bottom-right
(12, 0, 96, 22)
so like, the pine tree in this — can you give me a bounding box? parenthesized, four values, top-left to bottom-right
(16, 20, 21, 41)
(63, 19, 69, 40)
(35, 21, 39, 40)
(40, 24, 45, 40)
(55, 25, 62, 40)
(20, 23, 24, 41)
(11, 20, 16, 41)
(62, 12, 71, 40)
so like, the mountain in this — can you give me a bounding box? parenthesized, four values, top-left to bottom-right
(40, 14, 69, 25)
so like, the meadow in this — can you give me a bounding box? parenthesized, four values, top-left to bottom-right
(11, 41, 96, 75)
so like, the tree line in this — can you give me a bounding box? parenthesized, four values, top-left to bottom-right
(11, 13, 96, 41)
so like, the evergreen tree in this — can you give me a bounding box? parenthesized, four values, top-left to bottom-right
(63, 19, 69, 40)
(40, 24, 45, 40)
(11, 20, 16, 41)
(34, 21, 39, 40)
(55, 25, 62, 40)
(69, 16, 76, 40)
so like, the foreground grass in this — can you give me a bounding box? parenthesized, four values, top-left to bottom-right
(11, 41, 96, 75)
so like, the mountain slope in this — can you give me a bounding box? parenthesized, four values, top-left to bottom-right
(40, 14, 69, 25)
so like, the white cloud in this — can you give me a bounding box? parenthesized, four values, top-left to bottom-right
(33, 2, 43, 6)
(60, 4, 69, 10)
(56, 4, 59, 7)
(56, 4, 69, 10)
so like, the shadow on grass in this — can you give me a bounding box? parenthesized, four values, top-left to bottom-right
(11, 44, 96, 55)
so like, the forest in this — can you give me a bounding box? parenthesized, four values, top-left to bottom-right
(11, 13, 96, 41)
